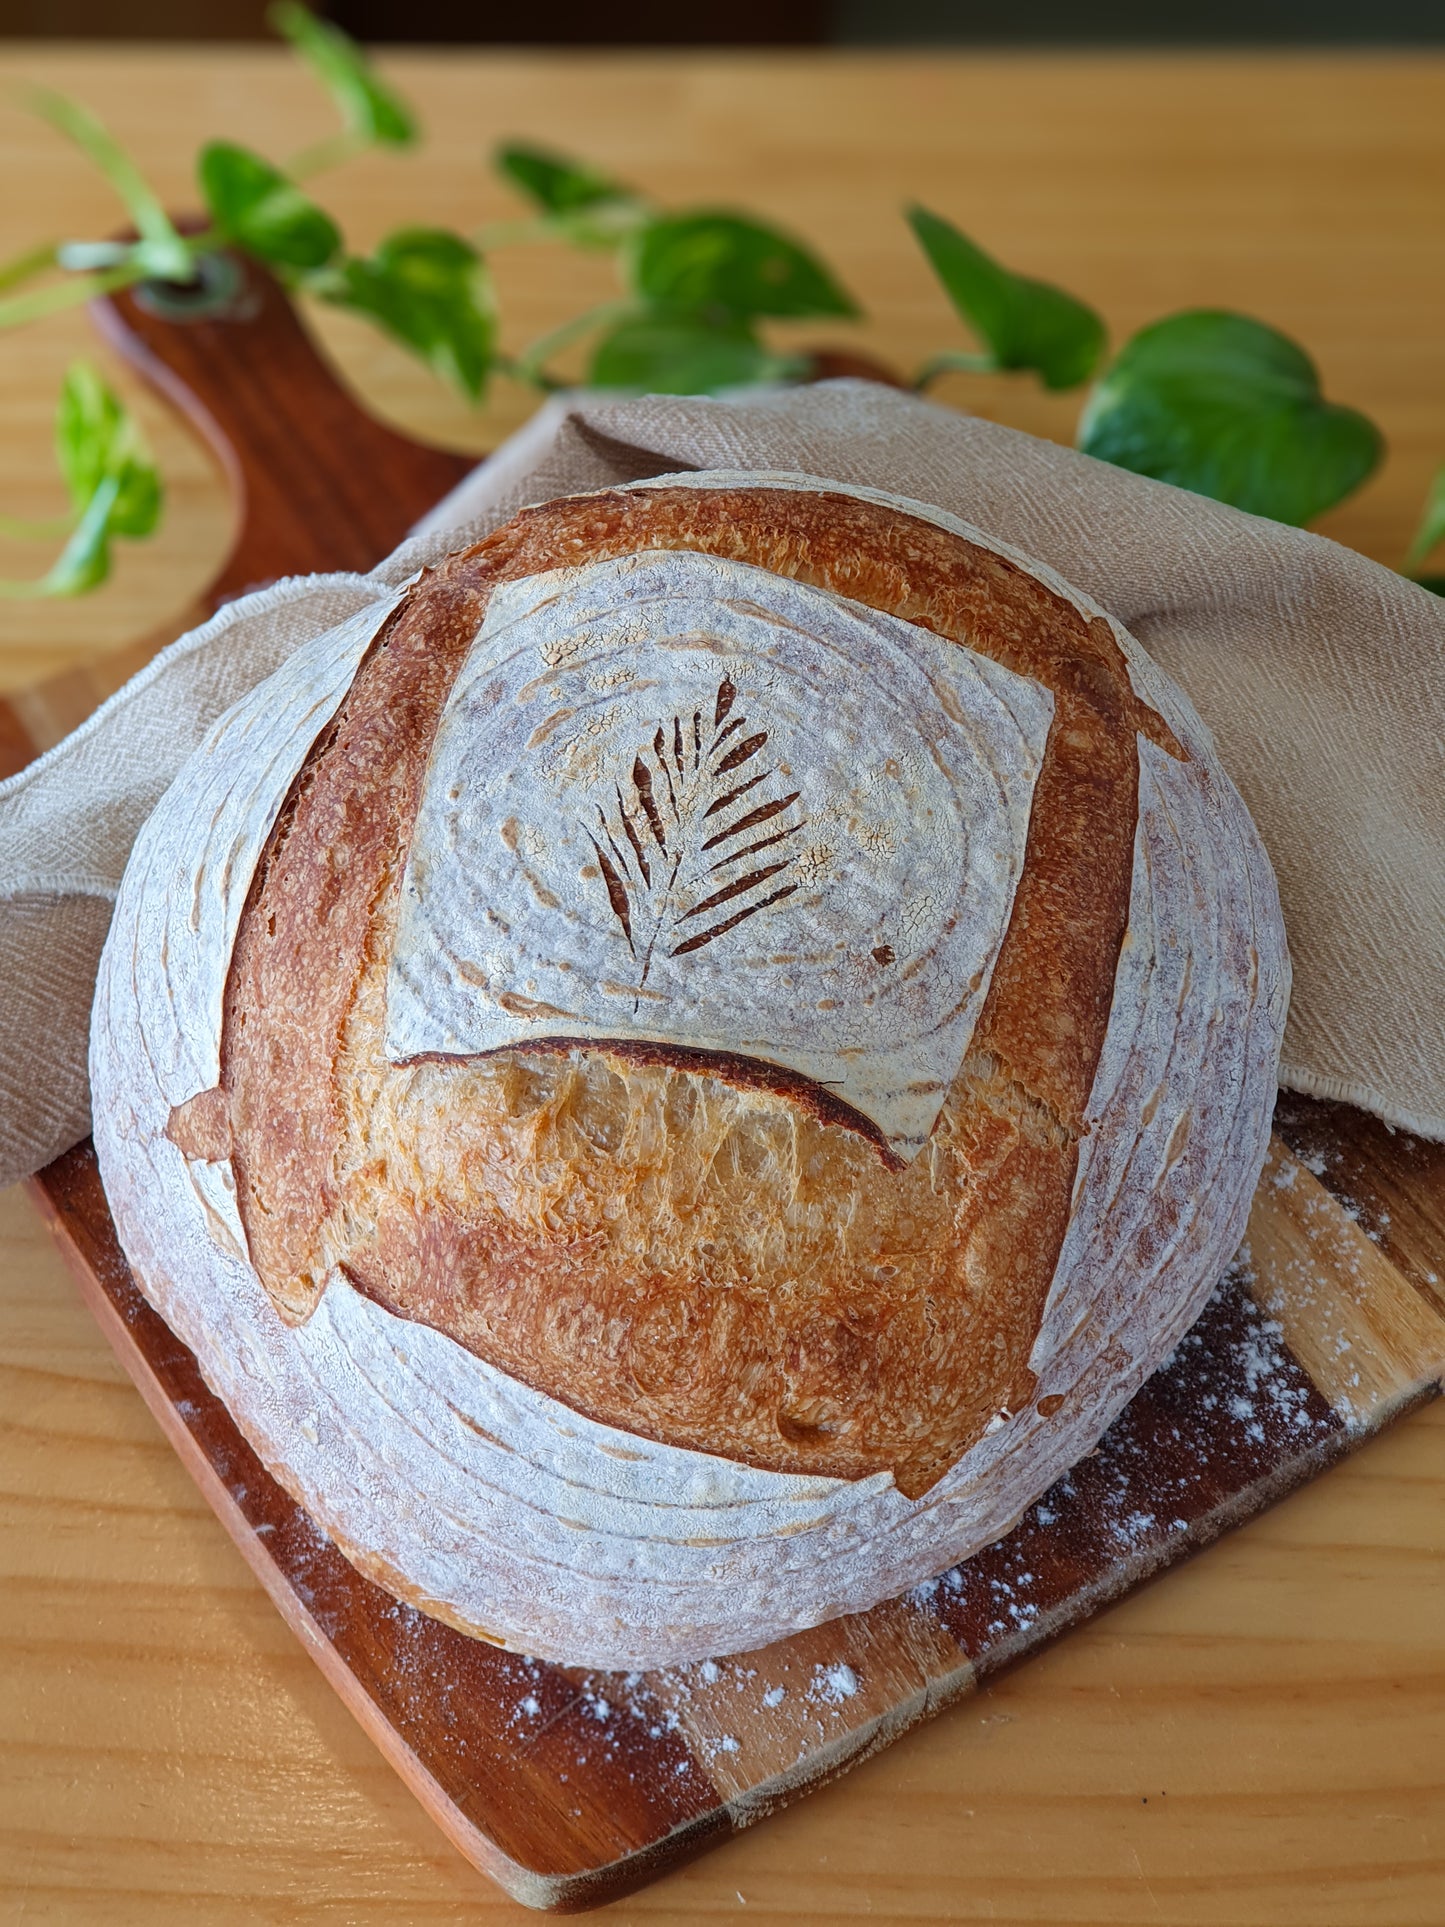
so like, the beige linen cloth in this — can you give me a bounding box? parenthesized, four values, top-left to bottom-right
(2, 379, 1442, 1191)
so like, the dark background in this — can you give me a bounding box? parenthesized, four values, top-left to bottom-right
(2, 0, 1443, 42)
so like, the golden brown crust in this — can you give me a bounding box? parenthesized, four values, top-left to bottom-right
(165, 1086, 233, 1164)
(399, 1034, 906, 1167)
(221, 487, 1177, 1498)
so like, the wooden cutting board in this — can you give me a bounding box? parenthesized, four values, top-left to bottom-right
(16, 251, 1445, 1914)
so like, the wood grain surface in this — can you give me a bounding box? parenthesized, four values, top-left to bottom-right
(3, 44, 1445, 1927)
(20, 1117, 1445, 1912)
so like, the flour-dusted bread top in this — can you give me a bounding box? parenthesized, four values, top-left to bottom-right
(386, 549, 1054, 1161)
(95, 473, 1289, 1668)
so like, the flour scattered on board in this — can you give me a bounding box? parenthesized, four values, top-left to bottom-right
(906, 1269, 1337, 1639)
(249, 1264, 1348, 1813)
(811, 1662, 860, 1704)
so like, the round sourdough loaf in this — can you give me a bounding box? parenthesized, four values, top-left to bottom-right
(91, 474, 1288, 1668)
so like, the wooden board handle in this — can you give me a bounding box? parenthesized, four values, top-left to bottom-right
(0, 248, 476, 779)
(90, 250, 477, 600)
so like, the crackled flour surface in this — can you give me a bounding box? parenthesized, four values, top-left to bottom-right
(94, 476, 1289, 1667)
(386, 551, 1054, 1159)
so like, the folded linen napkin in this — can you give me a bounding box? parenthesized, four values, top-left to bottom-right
(2, 379, 1442, 1192)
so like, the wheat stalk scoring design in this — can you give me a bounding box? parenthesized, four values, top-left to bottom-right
(584, 676, 807, 993)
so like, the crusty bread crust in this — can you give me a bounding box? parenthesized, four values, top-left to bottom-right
(222, 487, 1181, 1499)
(93, 473, 1287, 1666)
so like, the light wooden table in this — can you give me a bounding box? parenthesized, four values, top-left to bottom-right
(2, 45, 1443, 1927)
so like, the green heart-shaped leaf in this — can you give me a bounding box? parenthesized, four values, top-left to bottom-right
(199, 142, 340, 272)
(627, 212, 858, 321)
(496, 142, 635, 216)
(588, 310, 804, 393)
(56, 360, 161, 538)
(909, 204, 1104, 391)
(322, 228, 494, 401)
(1078, 311, 1383, 525)
(2, 360, 163, 599)
(269, 2, 416, 147)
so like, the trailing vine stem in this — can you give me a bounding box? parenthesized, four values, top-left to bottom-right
(0, 3, 1435, 597)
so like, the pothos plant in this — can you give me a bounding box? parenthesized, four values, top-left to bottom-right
(1, 2, 1441, 599)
